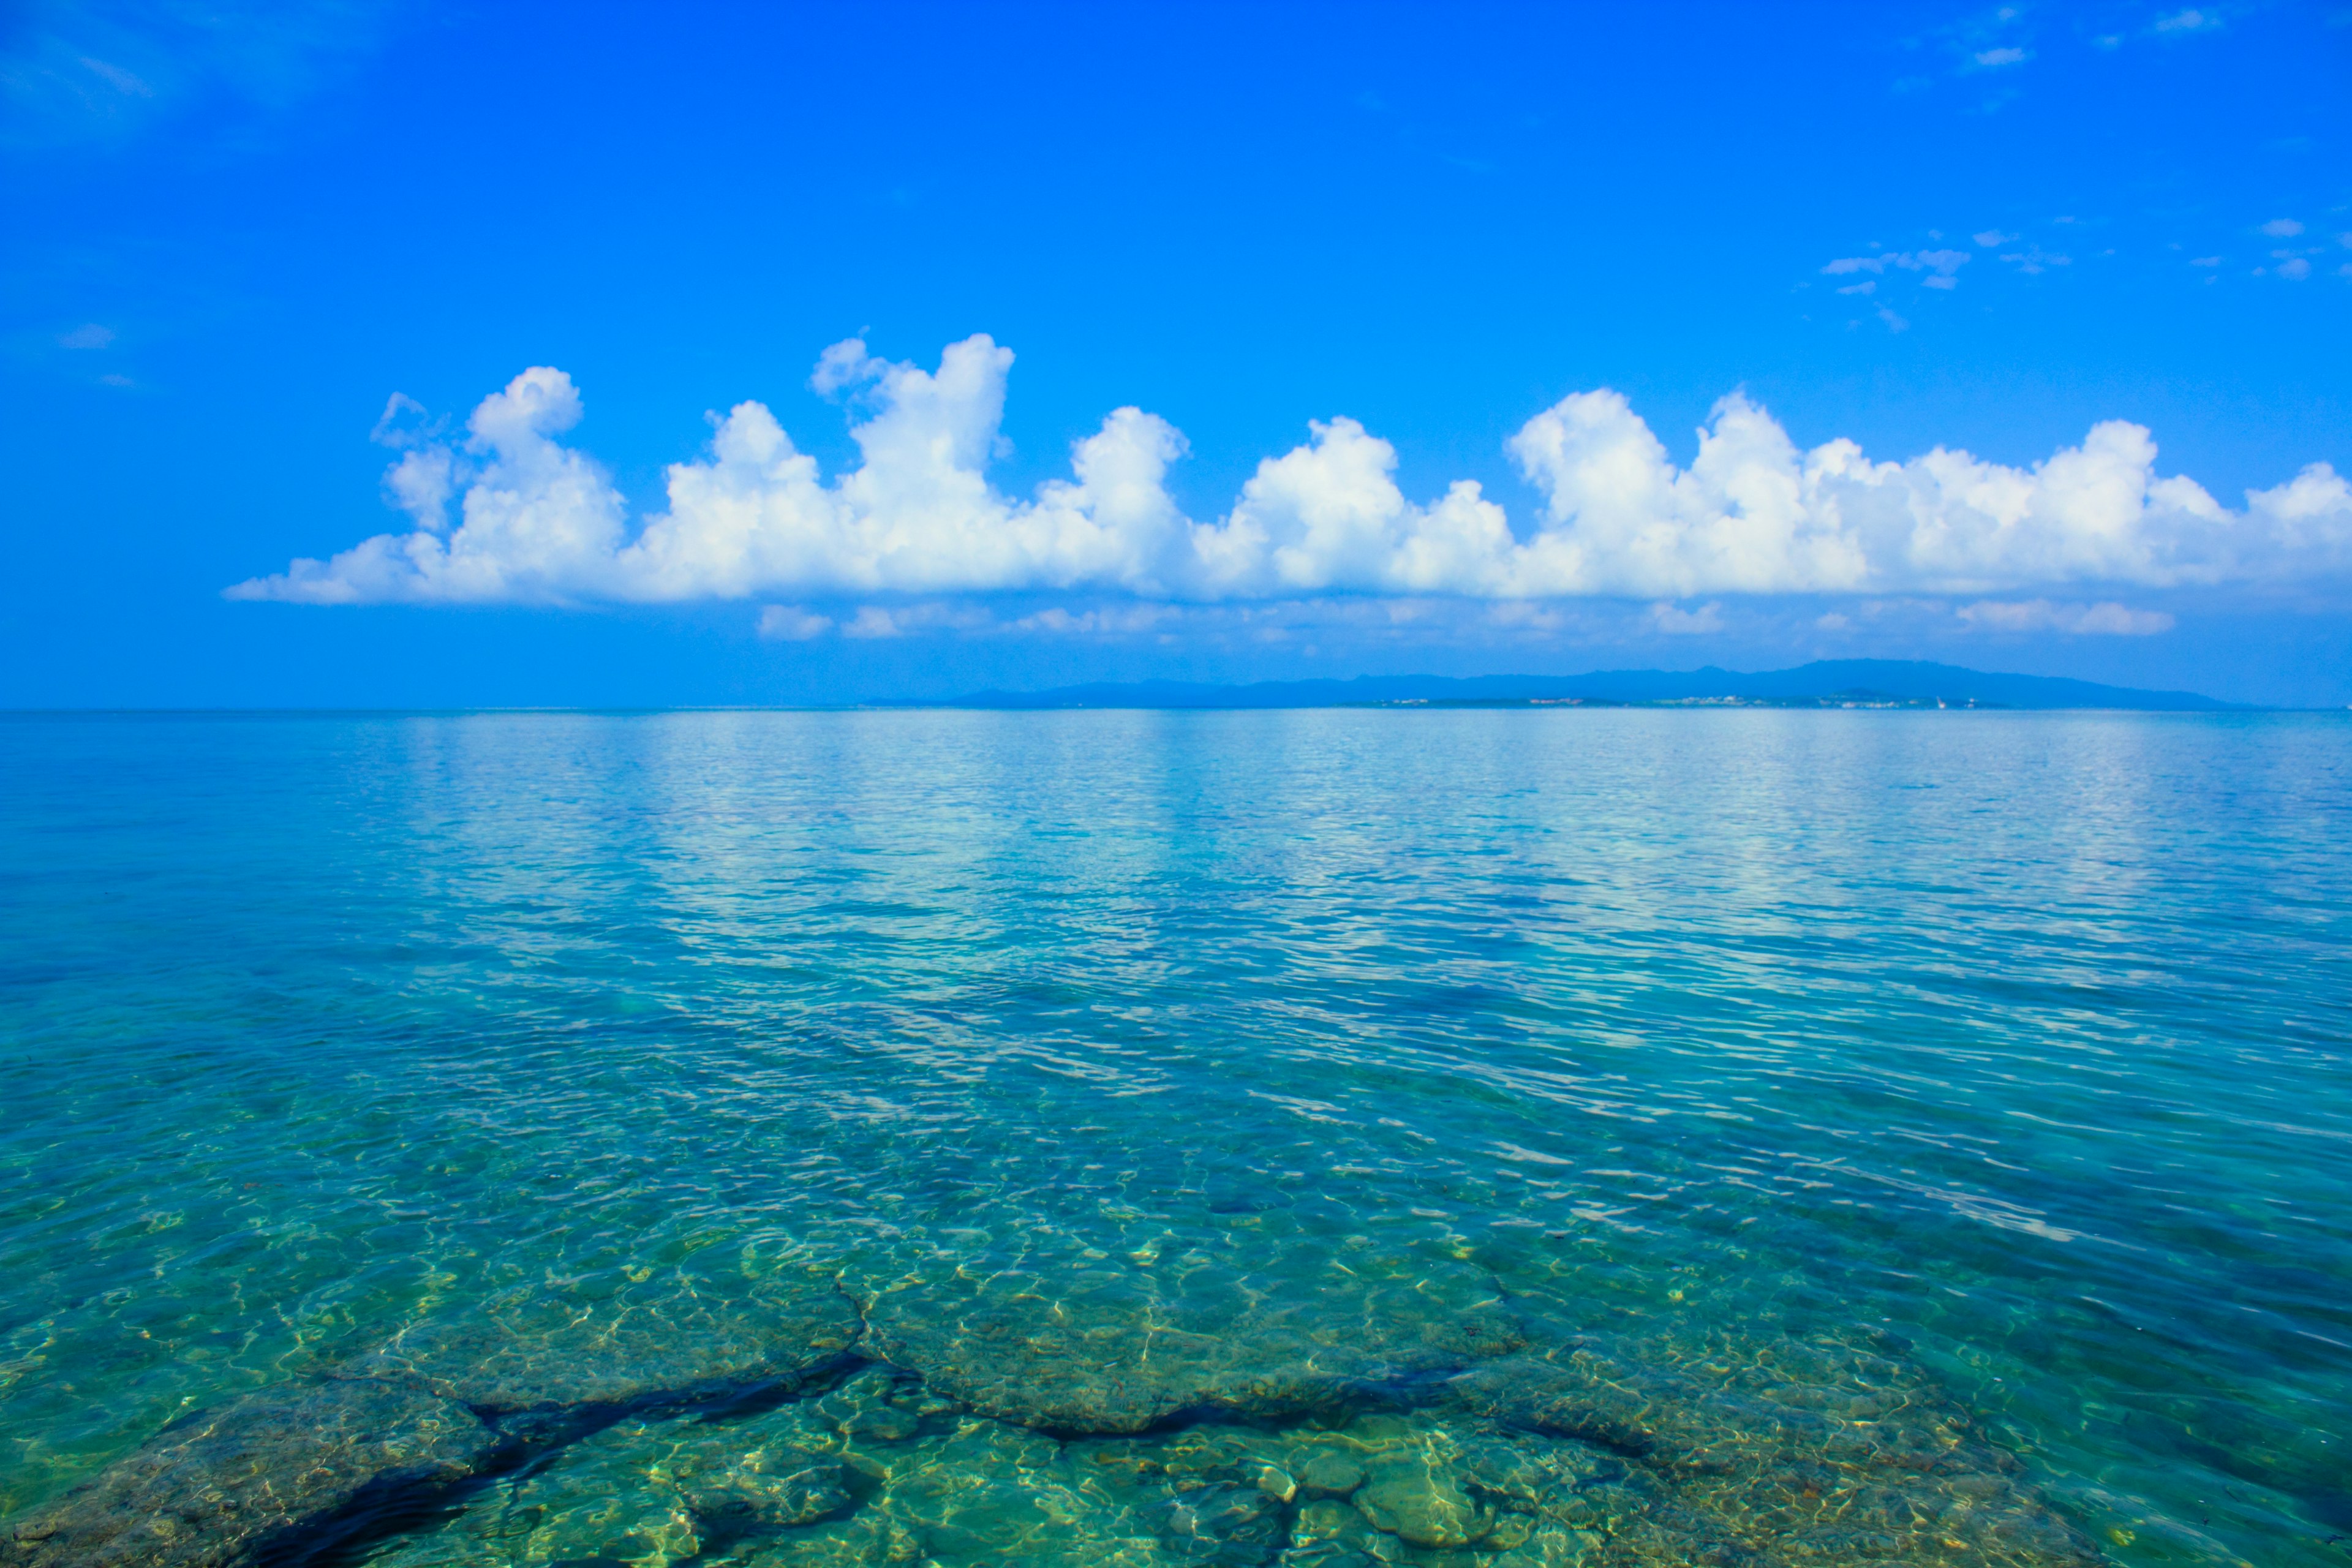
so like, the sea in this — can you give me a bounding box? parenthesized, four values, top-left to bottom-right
(1, 708, 2345, 1568)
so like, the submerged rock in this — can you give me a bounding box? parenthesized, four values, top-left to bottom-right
(2, 1377, 497, 1568)
(1445, 1328, 2109, 1567)
(687, 1456, 856, 1537)
(361, 1392, 858, 1566)
(1353, 1460, 1493, 1549)
(854, 1231, 1526, 1434)
(351, 1265, 860, 1413)
(1295, 1452, 1366, 1498)
(24, 1310, 2108, 1568)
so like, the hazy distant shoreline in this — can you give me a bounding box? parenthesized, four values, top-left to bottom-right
(914, 658, 2241, 712)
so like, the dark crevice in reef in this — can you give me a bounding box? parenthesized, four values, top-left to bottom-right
(308, 1354, 884, 1567)
(3, 1286, 872, 1568)
(1019, 1361, 1470, 1445)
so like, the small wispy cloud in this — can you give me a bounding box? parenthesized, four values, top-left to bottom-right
(1956, 600, 2176, 636)
(57, 323, 115, 349)
(2154, 8, 2220, 32)
(1972, 46, 2030, 67)
(1999, 246, 2071, 275)
(75, 55, 152, 96)
(1822, 249, 1970, 288)
(1973, 229, 2017, 247)
(756, 606, 832, 641)
(2, 1, 396, 149)
(1649, 601, 1724, 635)
(2260, 217, 2305, 238)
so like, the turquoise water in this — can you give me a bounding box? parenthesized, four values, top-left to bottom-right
(2, 709, 2346, 1567)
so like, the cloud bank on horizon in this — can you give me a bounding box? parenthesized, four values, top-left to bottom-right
(228, 335, 2352, 613)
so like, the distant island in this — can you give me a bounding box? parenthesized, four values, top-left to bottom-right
(918, 660, 2239, 712)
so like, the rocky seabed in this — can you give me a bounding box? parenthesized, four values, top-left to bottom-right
(1, 1258, 2106, 1568)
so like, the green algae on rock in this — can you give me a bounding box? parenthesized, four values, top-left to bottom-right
(2, 1378, 497, 1568)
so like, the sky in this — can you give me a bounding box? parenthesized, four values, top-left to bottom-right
(4, 1, 2350, 707)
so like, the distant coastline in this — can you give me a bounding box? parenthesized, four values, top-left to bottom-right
(915, 660, 2241, 712)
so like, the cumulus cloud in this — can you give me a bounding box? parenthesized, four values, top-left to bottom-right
(228, 336, 2352, 610)
(2261, 218, 2305, 238)
(58, 322, 114, 349)
(232, 367, 627, 603)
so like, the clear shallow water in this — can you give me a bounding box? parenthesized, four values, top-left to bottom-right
(1, 709, 2346, 1568)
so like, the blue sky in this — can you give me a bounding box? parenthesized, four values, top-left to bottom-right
(5, 1, 2349, 706)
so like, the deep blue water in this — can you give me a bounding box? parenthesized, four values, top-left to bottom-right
(1, 710, 2346, 1567)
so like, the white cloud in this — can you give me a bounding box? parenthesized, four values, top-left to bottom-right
(2154, 8, 2218, 31)
(1955, 600, 2176, 636)
(1973, 230, 2018, 247)
(756, 605, 831, 641)
(1009, 603, 1174, 636)
(1649, 601, 1724, 635)
(1822, 249, 1970, 284)
(835, 602, 994, 639)
(1999, 246, 2071, 274)
(2261, 218, 2305, 238)
(58, 322, 114, 349)
(228, 336, 2352, 609)
(2278, 257, 2312, 281)
(1972, 47, 2029, 66)
(231, 366, 627, 603)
